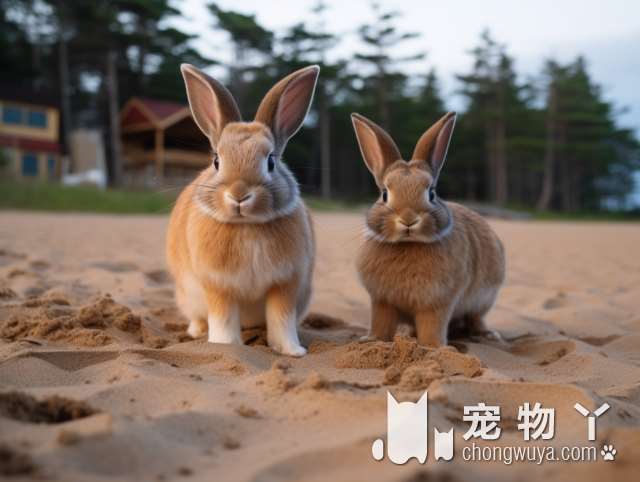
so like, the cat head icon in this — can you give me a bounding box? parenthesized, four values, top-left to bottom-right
(372, 392, 429, 464)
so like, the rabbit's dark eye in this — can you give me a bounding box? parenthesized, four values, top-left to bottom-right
(267, 154, 275, 172)
(382, 189, 388, 203)
(212, 154, 219, 171)
(428, 188, 436, 202)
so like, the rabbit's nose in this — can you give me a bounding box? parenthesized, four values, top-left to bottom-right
(236, 193, 253, 204)
(398, 218, 419, 228)
(225, 191, 254, 206)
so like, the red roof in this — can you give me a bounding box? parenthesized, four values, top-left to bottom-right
(0, 134, 60, 153)
(121, 105, 149, 127)
(136, 97, 187, 121)
(120, 97, 191, 131)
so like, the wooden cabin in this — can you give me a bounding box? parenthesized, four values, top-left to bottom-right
(0, 86, 61, 181)
(120, 97, 211, 185)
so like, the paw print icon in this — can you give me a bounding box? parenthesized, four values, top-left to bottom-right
(601, 444, 617, 461)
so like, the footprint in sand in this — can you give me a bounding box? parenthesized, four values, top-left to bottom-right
(25, 350, 120, 371)
(144, 269, 172, 285)
(91, 261, 139, 273)
(0, 288, 17, 300)
(29, 260, 50, 271)
(0, 443, 35, 476)
(0, 249, 27, 269)
(0, 391, 98, 424)
(576, 334, 621, 347)
(510, 339, 576, 366)
(542, 291, 569, 310)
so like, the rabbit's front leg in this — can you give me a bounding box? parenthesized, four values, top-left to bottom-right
(266, 281, 306, 357)
(364, 300, 398, 341)
(205, 286, 242, 344)
(415, 308, 450, 347)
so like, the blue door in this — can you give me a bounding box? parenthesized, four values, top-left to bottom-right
(21, 153, 38, 177)
(47, 156, 56, 178)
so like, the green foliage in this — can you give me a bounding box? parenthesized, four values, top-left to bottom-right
(0, 149, 9, 170)
(0, 181, 364, 214)
(209, 3, 272, 53)
(0, 181, 174, 214)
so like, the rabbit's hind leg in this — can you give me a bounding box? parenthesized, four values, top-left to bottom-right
(176, 274, 208, 338)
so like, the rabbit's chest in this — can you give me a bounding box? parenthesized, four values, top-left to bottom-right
(357, 241, 463, 311)
(192, 228, 303, 299)
(219, 239, 295, 295)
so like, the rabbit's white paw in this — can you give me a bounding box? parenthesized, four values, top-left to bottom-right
(187, 320, 206, 338)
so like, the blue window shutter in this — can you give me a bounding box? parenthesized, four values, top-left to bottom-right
(2, 106, 23, 124)
(48, 156, 56, 178)
(28, 110, 47, 128)
(22, 153, 38, 176)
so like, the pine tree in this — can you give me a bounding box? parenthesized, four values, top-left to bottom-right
(208, 2, 273, 111)
(457, 30, 529, 205)
(355, 1, 424, 130)
(536, 57, 639, 211)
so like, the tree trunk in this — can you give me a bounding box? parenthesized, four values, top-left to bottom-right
(465, 158, 476, 200)
(485, 122, 496, 202)
(319, 89, 331, 199)
(230, 45, 247, 109)
(57, 5, 72, 164)
(559, 125, 572, 212)
(494, 81, 508, 205)
(536, 82, 557, 210)
(377, 63, 390, 130)
(494, 118, 508, 205)
(106, 50, 122, 186)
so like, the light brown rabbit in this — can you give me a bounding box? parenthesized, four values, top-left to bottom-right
(166, 64, 320, 356)
(351, 112, 505, 347)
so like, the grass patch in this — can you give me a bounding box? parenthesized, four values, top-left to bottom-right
(1, 181, 635, 220)
(504, 203, 640, 222)
(0, 182, 362, 215)
(0, 181, 175, 214)
(531, 211, 640, 221)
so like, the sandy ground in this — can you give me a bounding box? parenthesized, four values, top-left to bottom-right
(0, 210, 639, 482)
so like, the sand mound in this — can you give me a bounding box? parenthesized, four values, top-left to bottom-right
(0, 391, 97, 424)
(256, 360, 299, 393)
(335, 336, 483, 390)
(0, 294, 172, 348)
(335, 336, 432, 370)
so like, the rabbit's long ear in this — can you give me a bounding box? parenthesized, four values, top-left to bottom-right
(412, 112, 456, 183)
(351, 113, 402, 186)
(181, 64, 241, 148)
(255, 65, 320, 156)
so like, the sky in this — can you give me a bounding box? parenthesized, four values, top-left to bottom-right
(176, 0, 640, 137)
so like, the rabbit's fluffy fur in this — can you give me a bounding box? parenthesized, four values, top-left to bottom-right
(352, 112, 505, 347)
(166, 64, 319, 356)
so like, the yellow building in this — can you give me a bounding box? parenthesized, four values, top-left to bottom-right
(0, 90, 61, 180)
